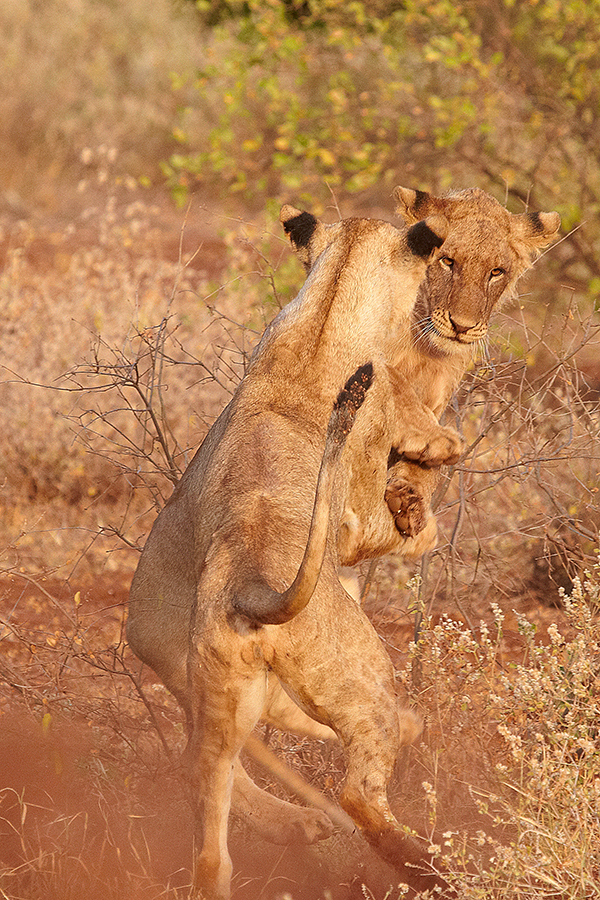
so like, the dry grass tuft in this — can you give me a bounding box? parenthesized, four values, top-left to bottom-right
(397, 567, 600, 898)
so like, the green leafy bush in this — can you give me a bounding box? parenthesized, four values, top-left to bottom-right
(167, 0, 600, 298)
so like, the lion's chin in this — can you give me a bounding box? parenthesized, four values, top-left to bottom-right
(418, 325, 473, 358)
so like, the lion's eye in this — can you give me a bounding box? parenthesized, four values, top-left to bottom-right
(440, 256, 454, 269)
(490, 267, 505, 278)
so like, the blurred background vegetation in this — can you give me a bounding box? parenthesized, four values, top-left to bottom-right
(2, 0, 600, 297)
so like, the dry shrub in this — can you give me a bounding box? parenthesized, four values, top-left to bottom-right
(419, 290, 600, 625)
(0, 193, 288, 574)
(398, 566, 600, 898)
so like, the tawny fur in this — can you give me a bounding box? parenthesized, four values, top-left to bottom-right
(338, 186, 560, 564)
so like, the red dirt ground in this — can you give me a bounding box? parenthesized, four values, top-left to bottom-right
(0, 571, 412, 900)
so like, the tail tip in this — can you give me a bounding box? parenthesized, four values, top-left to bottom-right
(329, 362, 374, 441)
(334, 362, 374, 414)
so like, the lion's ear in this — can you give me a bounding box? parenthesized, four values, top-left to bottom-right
(393, 185, 440, 224)
(280, 204, 330, 270)
(280, 205, 318, 246)
(406, 214, 449, 258)
(513, 210, 561, 250)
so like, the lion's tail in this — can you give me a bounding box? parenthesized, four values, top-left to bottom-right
(232, 363, 374, 626)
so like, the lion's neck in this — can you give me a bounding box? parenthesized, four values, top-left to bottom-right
(391, 337, 471, 417)
(252, 243, 421, 400)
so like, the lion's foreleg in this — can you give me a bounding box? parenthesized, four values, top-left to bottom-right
(384, 459, 441, 555)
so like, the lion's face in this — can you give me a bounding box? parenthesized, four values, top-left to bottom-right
(414, 218, 515, 355)
(395, 187, 560, 358)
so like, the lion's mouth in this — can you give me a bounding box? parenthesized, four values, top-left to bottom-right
(416, 319, 476, 355)
(427, 320, 481, 346)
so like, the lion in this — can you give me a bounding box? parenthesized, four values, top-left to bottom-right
(334, 186, 561, 566)
(126, 188, 560, 900)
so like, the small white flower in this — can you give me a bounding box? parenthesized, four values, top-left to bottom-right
(547, 622, 563, 645)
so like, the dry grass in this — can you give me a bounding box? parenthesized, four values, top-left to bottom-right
(400, 573, 600, 898)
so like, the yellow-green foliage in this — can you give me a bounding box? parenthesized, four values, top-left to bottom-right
(166, 0, 600, 299)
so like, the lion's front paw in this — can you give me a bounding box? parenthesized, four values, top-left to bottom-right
(384, 478, 427, 537)
(396, 424, 463, 468)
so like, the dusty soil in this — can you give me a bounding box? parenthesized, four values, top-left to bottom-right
(0, 570, 419, 900)
(0, 560, 569, 900)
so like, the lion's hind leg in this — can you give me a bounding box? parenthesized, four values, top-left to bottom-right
(186, 626, 269, 900)
(273, 584, 444, 893)
(186, 643, 338, 898)
(262, 674, 336, 741)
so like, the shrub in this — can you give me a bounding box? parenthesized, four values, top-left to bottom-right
(400, 564, 600, 898)
(166, 0, 600, 303)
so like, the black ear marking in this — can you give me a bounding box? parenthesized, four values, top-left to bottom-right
(413, 190, 429, 214)
(283, 211, 318, 248)
(406, 220, 445, 258)
(526, 211, 544, 234)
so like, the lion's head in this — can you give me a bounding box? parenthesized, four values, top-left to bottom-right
(394, 186, 560, 357)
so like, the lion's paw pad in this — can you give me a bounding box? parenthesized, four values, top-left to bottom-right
(384, 480, 427, 537)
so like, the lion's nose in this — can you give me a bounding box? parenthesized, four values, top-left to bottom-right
(448, 314, 475, 335)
